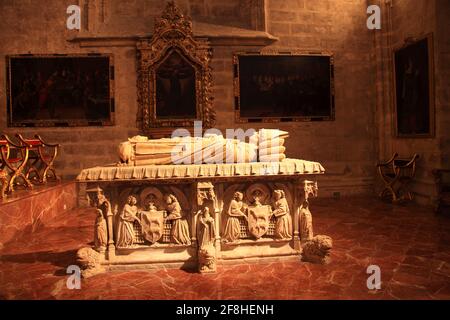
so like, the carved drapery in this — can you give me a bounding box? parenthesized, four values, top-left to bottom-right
(136, 2, 215, 134)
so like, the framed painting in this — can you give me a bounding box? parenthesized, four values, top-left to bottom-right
(393, 34, 435, 137)
(136, 2, 215, 137)
(6, 54, 114, 127)
(233, 51, 335, 123)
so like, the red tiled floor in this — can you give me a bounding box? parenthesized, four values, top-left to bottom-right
(1, 196, 450, 300)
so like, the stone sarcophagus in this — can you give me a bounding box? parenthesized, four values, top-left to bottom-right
(76, 158, 330, 276)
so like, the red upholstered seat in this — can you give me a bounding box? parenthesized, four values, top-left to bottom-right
(6, 158, 23, 164)
(25, 140, 42, 147)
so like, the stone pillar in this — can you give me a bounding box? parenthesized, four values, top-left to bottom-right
(293, 180, 302, 252)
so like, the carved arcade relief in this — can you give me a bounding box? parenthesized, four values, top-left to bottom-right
(222, 183, 295, 242)
(108, 186, 193, 248)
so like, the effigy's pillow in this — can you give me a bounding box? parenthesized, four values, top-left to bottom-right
(259, 129, 289, 141)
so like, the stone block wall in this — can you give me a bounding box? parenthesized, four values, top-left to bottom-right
(0, 0, 446, 201)
(0, 0, 377, 199)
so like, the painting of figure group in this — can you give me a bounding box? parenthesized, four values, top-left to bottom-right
(237, 54, 334, 120)
(8, 55, 112, 125)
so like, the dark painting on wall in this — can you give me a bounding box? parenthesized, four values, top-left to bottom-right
(394, 35, 435, 137)
(234, 52, 335, 122)
(155, 50, 197, 119)
(7, 54, 114, 127)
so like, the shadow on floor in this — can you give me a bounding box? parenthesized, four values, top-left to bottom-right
(0, 249, 78, 274)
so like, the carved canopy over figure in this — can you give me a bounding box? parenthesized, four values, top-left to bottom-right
(223, 191, 247, 243)
(164, 194, 191, 245)
(116, 195, 139, 248)
(272, 190, 292, 240)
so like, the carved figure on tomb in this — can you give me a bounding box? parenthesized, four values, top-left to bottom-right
(298, 180, 317, 242)
(116, 195, 139, 248)
(90, 187, 112, 251)
(197, 207, 217, 273)
(272, 190, 292, 240)
(94, 208, 108, 252)
(223, 191, 247, 243)
(165, 194, 191, 245)
(197, 207, 216, 248)
(299, 200, 314, 242)
(96, 189, 112, 217)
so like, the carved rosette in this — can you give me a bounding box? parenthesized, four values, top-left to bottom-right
(136, 1, 215, 132)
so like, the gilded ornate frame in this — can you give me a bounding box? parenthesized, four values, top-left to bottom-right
(233, 50, 335, 123)
(392, 33, 435, 138)
(136, 2, 215, 135)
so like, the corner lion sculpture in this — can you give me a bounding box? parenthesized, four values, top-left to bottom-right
(301, 235, 333, 265)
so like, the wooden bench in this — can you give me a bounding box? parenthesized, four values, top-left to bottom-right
(377, 153, 420, 203)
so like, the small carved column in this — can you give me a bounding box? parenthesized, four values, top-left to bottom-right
(106, 204, 115, 260)
(293, 182, 301, 252)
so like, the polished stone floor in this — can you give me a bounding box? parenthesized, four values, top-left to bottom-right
(0, 196, 449, 300)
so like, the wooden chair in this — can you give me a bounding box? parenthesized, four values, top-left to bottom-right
(0, 134, 33, 193)
(377, 153, 420, 203)
(0, 169, 7, 199)
(432, 169, 450, 214)
(16, 134, 60, 184)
